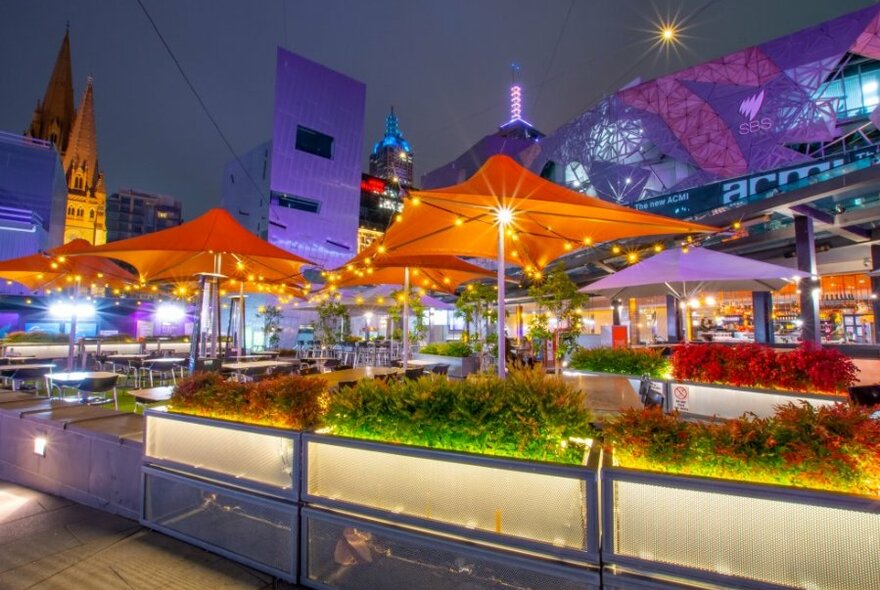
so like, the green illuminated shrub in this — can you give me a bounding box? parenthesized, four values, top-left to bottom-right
(568, 347, 670, 379)
(418, 341, 473, 357)
(326, 368, 593, 464)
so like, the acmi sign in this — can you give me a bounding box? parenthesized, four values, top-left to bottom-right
(738, 90, 772, 135)
(633, 145, 880, 219)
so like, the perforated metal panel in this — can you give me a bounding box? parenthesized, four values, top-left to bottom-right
(609, 475, 880, 590)
(301, 508, 598, 590)
(145, 412, 296, 494)
(305, 436, 592, 556)
(143, 468, 296, 579)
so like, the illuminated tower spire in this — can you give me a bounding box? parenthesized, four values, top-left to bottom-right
(509, 63, 522, 122)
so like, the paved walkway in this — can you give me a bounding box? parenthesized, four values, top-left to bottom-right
(0, 480, 296, 589)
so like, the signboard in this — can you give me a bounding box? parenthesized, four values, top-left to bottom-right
(632, 145, 880, 219)
(672, 384, 690, 412)
(611, 326, 628, 349)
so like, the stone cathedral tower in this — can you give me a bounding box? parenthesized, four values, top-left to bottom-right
(25, 27, 107, 245)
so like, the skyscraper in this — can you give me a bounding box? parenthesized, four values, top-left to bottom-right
(369, 107, 414, 187)
(25, 28, 106, 245)
(106, 188, 183, 241)
(222, 48, 366, 270)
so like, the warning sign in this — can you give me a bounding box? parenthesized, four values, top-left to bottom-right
(672, 385, 690, 412)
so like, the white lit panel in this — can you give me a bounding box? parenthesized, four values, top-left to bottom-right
(306, 439, 588, 551)
(613, 479, 880, 590)
(145, 414, 294, 490)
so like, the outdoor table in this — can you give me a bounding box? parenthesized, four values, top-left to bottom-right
(221, 360, 294, 380)
(0, 362, 57, 390)
(106, 354, 150, 360)
(224, 355, 273, 362)
(321, 366, 402, 387)
(1, 356, 37, 363)
(45, 371, 118, 403)
(130, 385, 173, 413)
(404, 359, 435, 368)
(0, 363, 57, 374)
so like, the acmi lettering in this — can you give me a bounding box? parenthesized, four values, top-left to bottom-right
(722, 159, 844, 204)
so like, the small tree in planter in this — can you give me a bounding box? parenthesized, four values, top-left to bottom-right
(315, 300, 349, 346)
(388, 288, 427, 345)
(528, 264, 586, 375)
(256, 305, 283, 349)
(454, 283, 497, 370)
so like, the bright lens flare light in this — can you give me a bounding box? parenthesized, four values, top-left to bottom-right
(49, 302, 95, 320)
(496, 207, 514, 226)
(155, 303, 185, 323)
(660, 25, 676, 43)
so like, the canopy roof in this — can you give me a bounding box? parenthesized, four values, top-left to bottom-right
(378, 155, 717, 270)
(582, 247, 810, 299)
(0, 239, 136, 292)
(76, 208, 314, 283)
(328, 245, 494, 294)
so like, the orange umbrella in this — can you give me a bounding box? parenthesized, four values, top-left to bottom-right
(327, 245, 495, 366)
(73, 208, 315, 365)
(329, 247, 494, 294)
(377, 155, 718, 376)
(0, 239, 138, 370)
(74, 208, 313, 283)
(0, 239, 136, 293)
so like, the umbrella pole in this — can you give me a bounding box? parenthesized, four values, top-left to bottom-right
(67, 279, 80, 371)
(403, 266, 410, 369)
(211, 253, 222, 358)
(238, 282, 245, 361)
(497, 228, 506, 378)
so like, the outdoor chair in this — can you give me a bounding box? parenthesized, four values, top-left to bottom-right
(300, 365, 320, 376)
(390, 360, 403, 368)
(333, 364, 353, 371)
(322, 358, 341, 371)
(849, 385, 880, 407)
(404, 368, 425, 380)
(374, 372, 400, 384)
(78, 374, 121, 410)
(335, 380, 358, 390)
(194, 358, 223, 372)
(431, 364, 450, 376)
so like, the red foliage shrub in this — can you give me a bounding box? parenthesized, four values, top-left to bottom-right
(605, 402, 880, 496)
(671, 343, 857, 394)
(170, 372, 328, 429)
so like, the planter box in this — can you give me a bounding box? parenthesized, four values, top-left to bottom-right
(411, 352, 479, 378)
(143, 467, 297, 581)
(303, 433, 600, 563)
(301, 507, 599, 590)
(144, 409, 298, 499)
(602, 452, 880, 590)
(666, 381, 841, 419)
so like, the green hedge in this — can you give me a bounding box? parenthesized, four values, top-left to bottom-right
(568, 346, 670, 379)
(325, 369, 593, 464)
(418, 341, 473, 357)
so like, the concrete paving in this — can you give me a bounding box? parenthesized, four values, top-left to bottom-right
(0, 480, 299, 589)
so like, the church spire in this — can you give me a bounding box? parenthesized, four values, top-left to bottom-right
(64, 76, 102, 193)
(26, 28, 75, 153)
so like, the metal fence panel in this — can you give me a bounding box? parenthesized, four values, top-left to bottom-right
(301, 507, 599, 590)
(142, 467, 297, 581)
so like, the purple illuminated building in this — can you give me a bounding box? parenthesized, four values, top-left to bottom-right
(425, 5, 880, 206)
(222, 48, 366, 270)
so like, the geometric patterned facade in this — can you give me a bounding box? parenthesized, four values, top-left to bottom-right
(427, 6, 880, 206)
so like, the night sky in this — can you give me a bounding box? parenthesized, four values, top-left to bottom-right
(0, 0, 875, 219)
